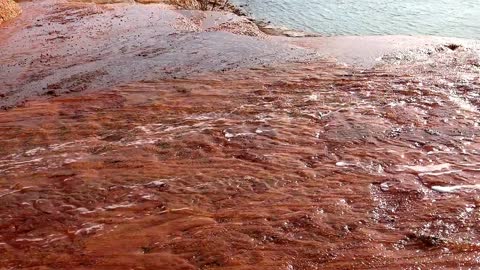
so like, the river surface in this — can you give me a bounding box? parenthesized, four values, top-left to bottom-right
(232, 0, 480, 39)
(2, 0, 480, 269)
(2, 40, 480, 268)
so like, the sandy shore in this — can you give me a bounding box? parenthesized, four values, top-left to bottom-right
(0, 0, 320, 109)
(1, 0, 480, 269)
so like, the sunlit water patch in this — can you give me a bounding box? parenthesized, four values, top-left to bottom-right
(233, 0, 480, 39)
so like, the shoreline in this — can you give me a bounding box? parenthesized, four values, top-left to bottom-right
(0, 0, 323, 109)
(0, 0, 22, 24)
(225, 1, 321, 37)
(226, 0, 480, 41)
(190, 0, 480, 64)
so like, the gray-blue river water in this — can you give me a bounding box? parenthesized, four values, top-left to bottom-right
(232, 0, 480, 39)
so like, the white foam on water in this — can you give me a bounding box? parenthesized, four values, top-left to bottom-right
(376, 164, 384, 174)
(336, 161, 356, 167)
(465, 205, 475, 213)
(24, 147, 46, 156)
(76, 207, 98, 214)
(426, 149, 455, 155)
(460, 162, 480, 167)
(223, 130, 256, 139)
(419, 170, 462, 177)
(0, 158, 43, 166)
(104, 202, 135, 210)
(16, 238, 44, 242)
(397, 163, 451, 173)
(380, 182, 389, 191)
(432, 184, 480, 193)
(49, 139, 91, 151)
(46, 236, 68, 243)
(135, 126, 153, 134)
(224, 131, 235, 138)
(145, 180, 167, 188)
(449, 95, 478, 113)
(75, 224, 104, 235)
(387, 100, 406, 107)
(63, 153, 88, 164)
(305, 94, 319, 101)
(125, 138, 158, 146)
(142, 194, 154, 200)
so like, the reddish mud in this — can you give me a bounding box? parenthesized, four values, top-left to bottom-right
(0, 0, 318, 109)
(1, 50, 480, 268)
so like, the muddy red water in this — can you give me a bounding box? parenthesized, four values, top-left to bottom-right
(0, 0, 318, 109)
(2, 55, 480, 268)
(1, 0, 480, 269)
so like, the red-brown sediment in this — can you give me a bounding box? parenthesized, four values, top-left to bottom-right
(0, 0, 314, 109)
(1, 56, 480, 268)
(1, 0, 480, 269)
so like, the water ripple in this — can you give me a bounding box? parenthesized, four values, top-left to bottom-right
(234, 0, 480, 39)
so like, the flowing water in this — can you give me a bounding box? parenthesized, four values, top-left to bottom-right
(2, 0, 480, 269)
(233, 0, 480, 39)
(1, 50, 480, 268)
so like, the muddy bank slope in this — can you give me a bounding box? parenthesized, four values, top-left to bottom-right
(0, 0, 319, 109)
(1, 49, 480, 268)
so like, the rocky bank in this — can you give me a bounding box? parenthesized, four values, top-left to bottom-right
(0, 0, 21, 24)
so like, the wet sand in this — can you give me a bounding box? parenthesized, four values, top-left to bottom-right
(1, 57, 480, 269)
(288, 35, 480, 67)
(0, 0, 318, 109)
(0, 0, 21, 24)
(1, 0, 480, 269)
